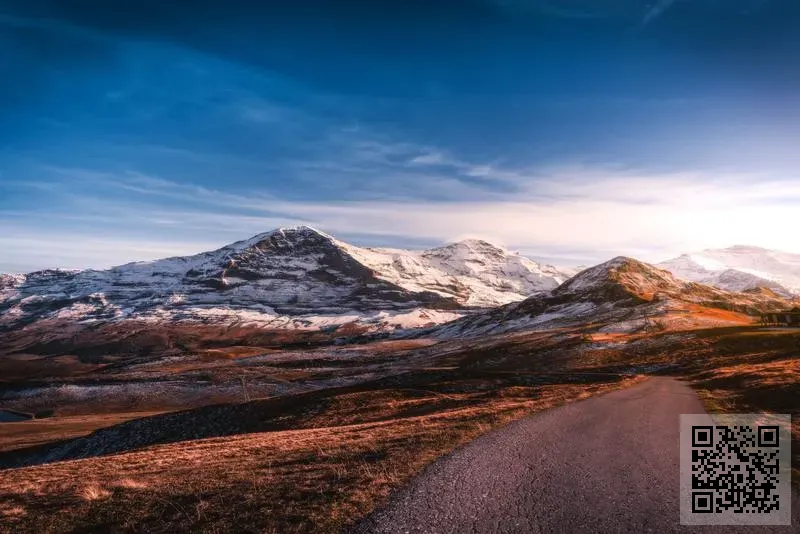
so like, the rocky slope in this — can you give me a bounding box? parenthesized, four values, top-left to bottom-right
(344, 238, 570, 307)
(0, 226, 569, 333)
(658, 245, 800, 296)
(435, 257, 796, 338)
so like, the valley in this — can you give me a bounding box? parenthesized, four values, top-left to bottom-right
(1, 322, 797, 533)
(1, 229, 799, 532)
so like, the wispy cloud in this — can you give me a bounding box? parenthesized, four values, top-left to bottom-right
(409, 152, 447, 165)
(0, 233, 220, 272)
(642, 0, 678, 26)
(4, 162, 799, 272)
(0, 12, 110, 42)
(403, 147, 528, 191)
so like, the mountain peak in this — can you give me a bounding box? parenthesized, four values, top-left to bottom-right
(604, 256, 641, 267)
(454, 238, 505, 250)
(232, 225, 336, 251)
(658, 245, 800, 295)
(554, 256, 681, 302)
(264, 225, 333, 240)
(278, 224, 329, 236)
(710, 244, 769, 254)
(577, 256, 654, 275)
(426, 239, 507, 258)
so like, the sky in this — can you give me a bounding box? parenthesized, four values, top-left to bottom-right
(1, 0, 799, 272)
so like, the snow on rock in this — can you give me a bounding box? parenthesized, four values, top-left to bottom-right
(659, 246, 800, 296)
(0, 273, 26, 289)
(0, 226, 564, 332)
(342, 238, 570, 307)
(433, 256, 796, 339)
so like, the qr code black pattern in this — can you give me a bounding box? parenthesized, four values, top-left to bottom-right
(691, 425, 780, 514)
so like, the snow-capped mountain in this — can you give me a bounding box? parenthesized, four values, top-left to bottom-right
(344, 238, 570, 307)
(435, 256, 796, 338)
(0, 226, 569, 332)
(658, 246, 800, 296)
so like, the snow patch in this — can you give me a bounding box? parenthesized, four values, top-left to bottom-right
(659, 246, 800, 295)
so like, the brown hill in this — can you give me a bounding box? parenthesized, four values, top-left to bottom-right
(435, 257, 796, 338)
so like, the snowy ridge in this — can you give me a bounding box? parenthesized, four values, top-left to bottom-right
(7, 231, 793, 337)
(434, 256, 796, 339)
(342, 238, 569, 307)
(658, 245, 800, 296)
(0, 226, 568, 332)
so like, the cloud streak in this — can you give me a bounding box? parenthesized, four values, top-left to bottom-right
(642, 0, 678, 26)
(3, 2, 799, 272)
(4, 163, 799, 272)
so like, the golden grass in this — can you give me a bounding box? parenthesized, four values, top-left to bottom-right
(0, 411, 167, 453)
(692, 358, 800, 488)
(0, 354, 106, 382)
(2, 321, 794, 532)
(337, 339, 439, 352)
(79, 484, 112, 502)
(0, 376, 643, 533)
(538, 325, 800, 487)
(607, 326, 799, 487)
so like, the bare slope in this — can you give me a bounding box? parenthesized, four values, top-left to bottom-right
(436, 257, 796, 337)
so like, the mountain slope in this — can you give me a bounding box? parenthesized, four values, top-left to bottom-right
(343, 238, 569, 307)
(435, 257, 796, 338)
(658, 245, 800, 295)
(0, 227, 568, 333)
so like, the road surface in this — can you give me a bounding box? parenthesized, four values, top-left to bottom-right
(350, 377, 798, 533)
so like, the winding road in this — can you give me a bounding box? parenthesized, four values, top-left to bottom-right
(350, 377, 797, 533)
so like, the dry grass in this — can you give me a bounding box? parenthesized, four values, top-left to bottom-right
(79, 484, 112, 502)
(0, 353, 107, 382)
(508, 325, 800, 486)
(690, 354, 800, 487)
(0, 412, 166, 453)
(572, 325, 800, 487)
(0, 375, 643, 533)
(2, 319, 796, 532)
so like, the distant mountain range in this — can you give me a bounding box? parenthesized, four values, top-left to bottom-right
(657, 245, 800, 296)
(435, 256, 796, 339)
(0, 226, 571, 333)
(1, 229, 797, 339)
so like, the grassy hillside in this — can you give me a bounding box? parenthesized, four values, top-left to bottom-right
(1, 323, 797, 532)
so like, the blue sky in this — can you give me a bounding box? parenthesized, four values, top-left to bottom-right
(1, 1, 799, 272)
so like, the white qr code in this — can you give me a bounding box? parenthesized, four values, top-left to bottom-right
(680, 413, 791, 526)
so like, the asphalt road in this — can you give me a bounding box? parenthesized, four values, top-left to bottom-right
(350, 377, 798, 533)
